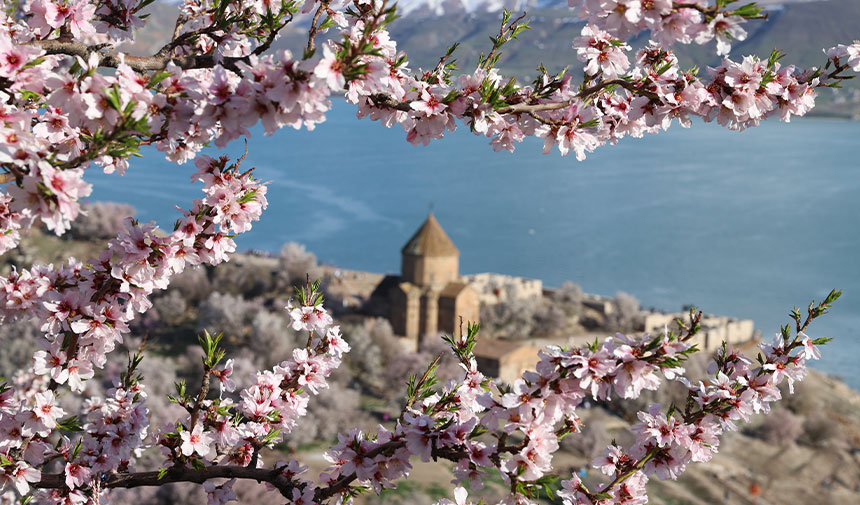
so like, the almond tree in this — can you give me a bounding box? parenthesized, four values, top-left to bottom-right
(0, 1, 856, 504)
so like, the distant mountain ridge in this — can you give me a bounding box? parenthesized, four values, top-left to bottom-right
(386, 0, 823, 17)
(395, 0, 567, 17)
(390, 0, 822, 16)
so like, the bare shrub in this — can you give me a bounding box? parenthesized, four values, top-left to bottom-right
(607, 291, 641, 332)
(196, 292, 260, 341)
(534, 302, 568, 338)
(211, 261, 275, 298)
(562, 409, 610, 460)
(234, 479, 282, 504)
(169, 267, 212, 306)
(154, 483, 205, 505)
(286, 383, 374, 446)
(754, 408, 803, 446)
(480, 293, 538, 340)
(553, 281, 583, 316)
(783, 381, 822, 415)
(247, 310, 302, 368)
(151, 290, 188, 327)
(801, 412, 845, 448)
(382, 352, 428, 398)
(367, 318, 404, 360)
(278, 242, 321, 288)
(68, 201, 136, 240)
(344, 318, 405, 390)
(0, 317, 41, 378)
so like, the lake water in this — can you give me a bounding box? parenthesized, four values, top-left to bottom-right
(87, 102, 860, 390)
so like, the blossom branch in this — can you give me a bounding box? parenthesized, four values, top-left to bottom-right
(34, 465, 296, 496)
(30, 39, 220, 71)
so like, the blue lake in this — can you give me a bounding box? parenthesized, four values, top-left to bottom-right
(87, 102, 860, 390)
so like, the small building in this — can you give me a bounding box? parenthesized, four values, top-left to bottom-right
(372, 213, 480, 351)
(636, 312, 756, 351)
(463, 272, 543, 306)
(473, 339, 541, 384)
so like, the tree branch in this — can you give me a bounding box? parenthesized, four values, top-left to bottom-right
(189, 369, 211, 429)
(35, 465, 296, 496)
(366, 76, 658, 119)
(156, 25, 221, 59)
(31, 39, 219, 72)
(672, 2, 714, 15)
(307, 2, 330, 56)
(254, 10, 294, 58)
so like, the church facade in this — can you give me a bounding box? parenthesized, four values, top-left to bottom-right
(375, 213, 480, 350)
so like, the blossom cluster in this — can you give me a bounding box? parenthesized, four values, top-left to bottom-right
(568, 0, 751, 55)
(25, 0, 98, 40)
(347, 18, 860, 158)
(318, 335, 495, 500)
(0, 2, 342, 256)
(34, 379, 150, 504)
(573, 25, 631, 79)
(270, 0, 859, 157)
(0, 375, 48, 497)
(1, 154, 266, 377)
(233, 299, 349, 445)
(0, 154, 266, 502)
(827, 43, 860, 72)
(141, 293, 350, 504)
(309, 301, 831, 505)
(555, 329, 826, 505)
(313, 322, 688, 504)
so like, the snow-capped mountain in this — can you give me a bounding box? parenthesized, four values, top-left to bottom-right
(392, 0, 821, 18)
(395, 0, 566, 17)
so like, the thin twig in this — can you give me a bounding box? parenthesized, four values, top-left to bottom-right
(307, 2, 330, 55)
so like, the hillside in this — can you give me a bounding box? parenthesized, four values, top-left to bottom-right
(3, 224, 860, 504)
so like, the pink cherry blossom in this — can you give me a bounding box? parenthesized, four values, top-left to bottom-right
(63, 462, 91, 490)
(314, 44, 346, 90)
(574, 24, 631, 79)
(3, 461, 41, 495)
(180, 423, 213, 458)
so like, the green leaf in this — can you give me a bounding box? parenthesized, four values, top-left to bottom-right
(824, 289, 842, 305)
(18, 90, 43, 103)
(57, 416, 84, 432)
(731, 2, 764, 18)
(104, 85, 124, 112)
(22, 56, 45, 69)
(149, 71, 172, 88)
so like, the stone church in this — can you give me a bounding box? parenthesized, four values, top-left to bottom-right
(371, 213, 480, 351)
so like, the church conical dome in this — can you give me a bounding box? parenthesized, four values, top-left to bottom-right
(401, 213, 459, 257)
